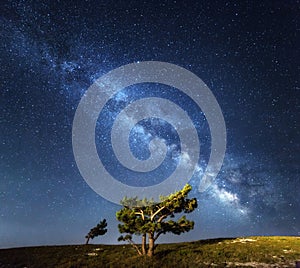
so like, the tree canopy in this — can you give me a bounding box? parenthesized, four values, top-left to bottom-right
(116, 184, 197, 256)
(85, 219, 107, 245)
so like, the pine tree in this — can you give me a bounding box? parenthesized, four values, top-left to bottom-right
(116, 184, 197, 256)
(85, 219, 107, 244)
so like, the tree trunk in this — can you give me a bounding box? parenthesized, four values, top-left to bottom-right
(147, 233, 155, 257)
(85, 237, 90, 245)
(142, 234, 147, 255)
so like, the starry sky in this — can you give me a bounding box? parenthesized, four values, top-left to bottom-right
(1, 1, 299, 249)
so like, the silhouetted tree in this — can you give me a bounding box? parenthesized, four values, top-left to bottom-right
(85, 219, 107, 244)
(116, 184, 197, 256)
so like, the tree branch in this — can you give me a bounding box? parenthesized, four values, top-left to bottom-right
(157, 214, 167, 223)
(154, 231, 164, 241)
(134, 209, 145, 221)
(140, 209, 144, 220)
(150, 206, 166, 221)
(127, 238, 142, 255)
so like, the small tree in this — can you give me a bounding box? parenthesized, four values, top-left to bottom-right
(85, 219, 107, 244)
(116, 184, 197, 256)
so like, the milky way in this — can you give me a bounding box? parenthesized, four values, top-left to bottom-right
(1, 1, 299, 248)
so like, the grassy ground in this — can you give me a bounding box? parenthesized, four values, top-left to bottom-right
(0, 236, 299, 267)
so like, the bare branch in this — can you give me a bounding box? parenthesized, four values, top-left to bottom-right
(157, 214, 167, 223)
(150, 206, 166, 221)
(140, 209, 144, 220)
(134, 209, 145, 220)
(127, 238, 142, 255)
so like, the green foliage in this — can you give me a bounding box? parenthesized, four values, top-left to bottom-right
(116, 184, 198, 256)
(85, 219, 107, 244)
(121, 196, 155, 207)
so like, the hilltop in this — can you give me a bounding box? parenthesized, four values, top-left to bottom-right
(0, 236, 299, 267)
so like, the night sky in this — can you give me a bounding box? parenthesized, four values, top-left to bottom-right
(1, 1, 299, 249)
